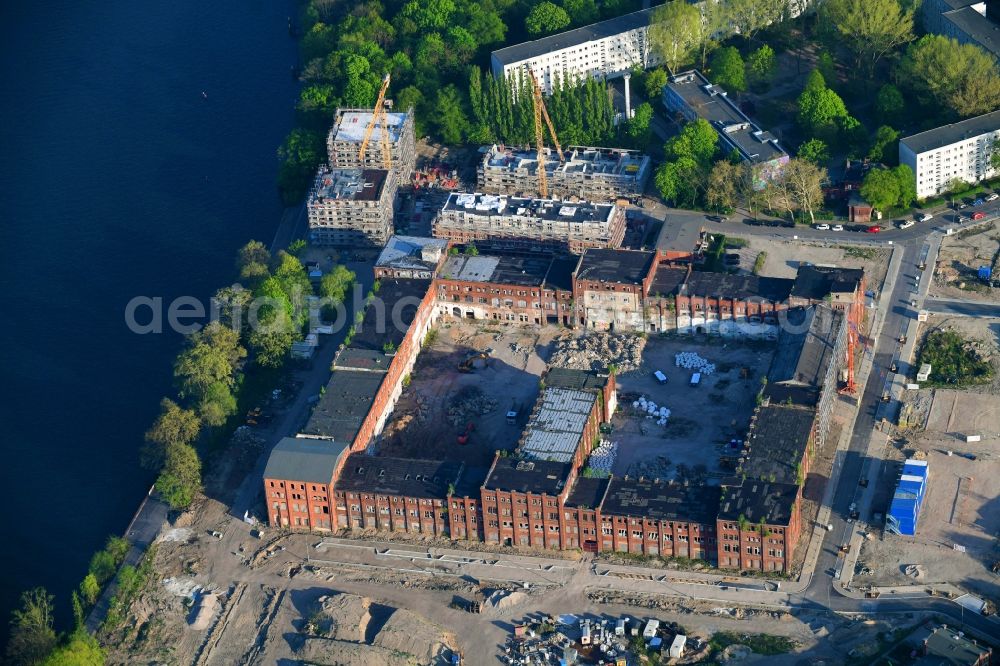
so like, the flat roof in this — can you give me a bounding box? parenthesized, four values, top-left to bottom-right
(576, 249, 655, 285)
(718, 479, 800, 526)
(376, 235, 448, 271)
(519, 387, 598, 463)
(601, 478, 720, 525)
(309, 167, 387, 204)
(334, 454, 464, 500)
(565, 476, 610, 509)
(482, 145, 650, 179)
(649, 266, 689, 297)
(348, 278, 431, 352)
(768, 306, 843, 388)
(440, 253, 554, 287)
(943, 5, 1000, 58)
(544, 367, 612, 392)
(484, 457, 573, 495)
(655, 218, 702, 254)
(491, 8, 655, 67)
(741, 404, 816, 485)
(331, 108, 409, 144)
(263, 437, 349, 484)
(665, 71, 787, 164)
(900, 108, 1000, 154)
(683, 272, 794, 302)
(443, 193, 617, 226)
(302, 369, 385, 444)
(790, 265, 864, 300)
(910, 624, 991, 665)
(545, 256, 580, 292)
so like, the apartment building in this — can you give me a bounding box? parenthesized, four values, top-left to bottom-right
(434, 193, 626, 254)
(327, 107, 416, 178)
(921, 0, 1000, 61)
(899, 109, 1000, 199)
(306, 167, 398, 246)
(435, 252, 577, 325)
(477, 144, 652, 201)
(664, 71, 789, 183)
(490, 8, 660, 94)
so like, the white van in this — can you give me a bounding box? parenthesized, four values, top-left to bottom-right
(918, 213, 934, 222)
(653, 370, 668, 384)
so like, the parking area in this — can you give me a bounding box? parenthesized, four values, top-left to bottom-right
(725, 237, 891, 286)
(609, 337, 774, 482)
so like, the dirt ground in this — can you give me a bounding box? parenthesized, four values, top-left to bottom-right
(610, 337, 774, 482)
(914, 314, 1000, 395)
(379, 320, 561, 467)
(932, 222, 1000, 302)
(859, 389, 1000, 606)
(727, 237, 891, 287)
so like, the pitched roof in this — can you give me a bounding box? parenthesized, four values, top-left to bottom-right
(263, 437, 349, 484)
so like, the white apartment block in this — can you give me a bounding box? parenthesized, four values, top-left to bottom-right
(899, 110, 1000, 199)
(490, 8, 661, 93)
(307, 167, 398, 246)
(326, 108, 416, 178)
(477, 144, 652, 201)
(434, 193, 626, 254)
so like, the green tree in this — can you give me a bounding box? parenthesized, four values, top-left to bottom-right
(709, 47, 746, 93)
(747, 44, 776, 87)
(398, 0, 456, 31)
(197, 382, 238, 427)
(87, 551, 116, 585)
(725, 0, 785, 43)
(860, 168, 901, 211)
(174, 338, 237, 400)
(142, 399, 200, 471)
(6, 588, 56, 666)
(433, 84, 470, 145)
(525, 1, 571, 35)
(821, 0, 913, 76)
(893, 164, 917, 207)
(655, 158, 700, 207)
(665, 118, 719, 168)
(79, 575, 100, 606)
(156, 443, 202, 510)
(237, 240, 270, 283)
(562, 0, 599, 25)
(869, 125, 900, 164)
(900, 35, 1000, 119)
(41, 631, 104, 666)
(781, 158, 826, 224)
(287, 239, 306, 257)
(625, 102, 653, 146)
(460, 4, 506, 46)
(644, 68, 668, 99)
(319, 265, 356, 303)
(797, 70, 849, 139)
(797, 138, 830, 166)
(706, 160, 740, 212)
(649, 0, 703, 74)
(873, 83, 904, 124)
(277, 128, 325, 205)
(104, 536, 128, 563)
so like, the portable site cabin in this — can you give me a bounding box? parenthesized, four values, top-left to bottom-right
(690, 372, 701, 386)
(887, 459, 928, 536)
(670, 635, 687, 658)
(615, 619, 626, 636)
(642, 619, 660, 640)
(653, 370, 668, 384)
(581, 623, 592, 645)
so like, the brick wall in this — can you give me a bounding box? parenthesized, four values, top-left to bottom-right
(264, 478, 335, 531)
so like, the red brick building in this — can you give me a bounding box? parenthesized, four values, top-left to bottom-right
(573, 249, 659, 331)
(263, 436, 349, 530)
(333, 454, 464, 536)
(481, 458, 576, 548)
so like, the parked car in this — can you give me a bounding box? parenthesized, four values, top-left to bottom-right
(987, 193, 999, 202)
(898, 220, 915, 229)
(866, 225, 881, 233)
(958, 202, 968, 209)
(832, 224, 844, 231)
(918, 212, 934, 222)
(814, 223, 831, 230)
(974, 198, 985, 206)
(971, 211, 986, 220)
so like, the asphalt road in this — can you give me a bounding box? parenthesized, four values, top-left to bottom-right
(923, 297, 1000, 318)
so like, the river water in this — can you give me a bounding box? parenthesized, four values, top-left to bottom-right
(0, 0, 297, 635)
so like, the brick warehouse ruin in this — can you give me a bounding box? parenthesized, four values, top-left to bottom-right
(263, 239, 862, 573)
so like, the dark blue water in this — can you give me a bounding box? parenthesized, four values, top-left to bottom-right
(0, 0, 298, 635)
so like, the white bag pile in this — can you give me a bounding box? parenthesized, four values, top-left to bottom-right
(675, 351, 716, 375)
(587, 440, 618, 474)
(630, 395, 671, 426)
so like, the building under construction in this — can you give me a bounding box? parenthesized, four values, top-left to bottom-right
(326, 107, 416, 177)
(433, 193, 626, 254)
(477, 144, 652, 202)
(307, 166, 398, 246)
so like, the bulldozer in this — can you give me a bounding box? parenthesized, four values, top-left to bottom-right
(458, 351, 490, 373)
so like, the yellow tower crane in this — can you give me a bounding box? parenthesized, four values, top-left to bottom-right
(527, 70, 563, 198)
(358, 73, 393, 171)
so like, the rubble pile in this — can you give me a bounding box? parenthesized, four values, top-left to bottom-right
(632, 395, 671, 426)
(549, 333, 646, 373)
(675, 352, 716, 375)
(446, 386, 497, 426)
(586, 441, 618, 475)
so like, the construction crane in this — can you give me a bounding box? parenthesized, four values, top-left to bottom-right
(358, 73, 393, 171)
(839, 284, 866, 395)
(527, 70, 563, 198)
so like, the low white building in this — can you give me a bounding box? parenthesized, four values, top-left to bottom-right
(899, 109, 1000, 199)
(490, 8, 661, 93)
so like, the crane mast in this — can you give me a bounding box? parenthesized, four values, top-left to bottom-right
(358, 73, 393, 171)
(527, 70, 563, 199)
